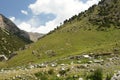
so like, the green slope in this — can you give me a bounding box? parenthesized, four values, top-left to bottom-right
(1, 0, 120, 67)
(0, 14, 32, 58)
(0, 28, 30, 57)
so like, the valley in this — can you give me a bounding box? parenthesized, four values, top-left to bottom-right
(0, 0, 120, 80)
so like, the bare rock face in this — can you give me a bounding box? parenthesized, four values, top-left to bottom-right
(0, 15, 19, 33)
(28, 32, 44, 42)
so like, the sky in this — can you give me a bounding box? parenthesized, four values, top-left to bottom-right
(0, 0, 100, 33)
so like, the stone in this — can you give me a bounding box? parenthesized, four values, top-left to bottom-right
(93, 59, 103, 63)
(57, 74, 60, 77)
(51, 63, 57, 67)
(79, 78, 83, 80)
(61, 64, 65, 66)
(111, 71, 120, 80)
(0, 55, 8, 61)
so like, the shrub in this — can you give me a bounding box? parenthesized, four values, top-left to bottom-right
(59, 70, 66, 76)
(34, 72, 48, 80)
(66, 76, 75, 80)
(48, 69, 54, 75)
(86, 68, 103, 80)
(106, 74, 112, 80)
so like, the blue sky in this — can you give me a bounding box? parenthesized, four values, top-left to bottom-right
(0, 0, 35, 20)
(0, 0, 100, 33)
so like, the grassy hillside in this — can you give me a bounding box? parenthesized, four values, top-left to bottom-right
(5, 23, 120, 67)
(0, 28, 30, 57)
(1, 0, 120, 68)
(0, 14, 32, 58)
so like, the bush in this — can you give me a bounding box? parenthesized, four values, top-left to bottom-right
(86, 68, 103, 80)
(48, 69, 54, 75)
(106, 74, 112, 80)
(34, 72, 48, 80)
(59, 70, 66, 76)
(66, 76, 75, 80)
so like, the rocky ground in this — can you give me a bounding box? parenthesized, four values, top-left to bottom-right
(0, 52, 120, 80)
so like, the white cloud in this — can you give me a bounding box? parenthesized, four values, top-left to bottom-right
(18, 22, 36, 32)
(21, 10, 28, 15)
(15, 0, 101, 33)
(9, 17, 15, 22)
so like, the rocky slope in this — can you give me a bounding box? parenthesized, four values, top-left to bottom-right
(0, 14, 32, 42)
(0, 14, 32, 59)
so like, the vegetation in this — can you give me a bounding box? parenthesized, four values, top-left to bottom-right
(0, 0, 118, 67)
(0, 28, 29, 57)
(85, 68, 103, 80)
(0, 0, 120, 80)
(105, 74, 113, 80)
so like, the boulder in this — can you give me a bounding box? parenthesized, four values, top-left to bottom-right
(0, 55, 8, 61)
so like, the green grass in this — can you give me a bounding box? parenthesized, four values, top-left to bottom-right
(3, 26, 120, 68)
(0, 28, 29, 56)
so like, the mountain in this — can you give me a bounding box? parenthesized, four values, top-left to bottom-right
(28, 32, 44, 42)
(0, 14, 32, 58)
(0, 14, 32, 42)
(2, 0, 120, 67)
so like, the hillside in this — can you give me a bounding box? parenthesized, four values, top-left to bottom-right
(0, 14, 32, 59)
(4, 0, 120, 67)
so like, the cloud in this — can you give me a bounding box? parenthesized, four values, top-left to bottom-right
(15, 0, 101, 33)
(18, 22, 36, 32)
(21, 10, 28, 15)
(9, 17, 15, 22)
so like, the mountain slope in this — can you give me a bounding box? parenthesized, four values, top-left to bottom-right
(3, 0, 120, 67)
(28, 32, 44, 42)
(0, 14, 32, 58)
(0, 14, 32, 42)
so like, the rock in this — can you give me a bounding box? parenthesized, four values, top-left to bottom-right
(57, 74, 60, 77)
(61, 67, 65, 70)
(51, 63, 57, 67)
(79, 78, 83, 80)
(83, 55, 90, 58)
(111, 71, 120, 80)
(61, 64, 65, 66)
(88, 61, 93, 64)
(8, 52, 17, 59)
(71, 61, 74, 65)
(73, 75, 79, 78)
(1, 69, 4, 72)
(29, 65, 34, 69)
(93, 59, 103, 63)
(45, 50, 56, 57)
(0, 55, 8, 61)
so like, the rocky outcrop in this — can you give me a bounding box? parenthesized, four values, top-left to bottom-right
(0, 55, 8, 61)
(28, 32, 44, 42)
